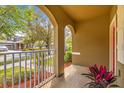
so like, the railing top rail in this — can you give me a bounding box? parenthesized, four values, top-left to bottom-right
(0, 49, 55, 55)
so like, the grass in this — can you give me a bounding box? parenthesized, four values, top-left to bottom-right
(0, 67, 32, 87)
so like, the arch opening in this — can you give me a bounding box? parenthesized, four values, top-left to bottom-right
(64, 25, 73, 68)
(0, 5, 58, 88)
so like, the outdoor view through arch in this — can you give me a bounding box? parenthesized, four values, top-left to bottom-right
(0, 5, 55, 88)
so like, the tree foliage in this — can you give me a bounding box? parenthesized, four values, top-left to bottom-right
(23, 17, 54, 49)
(64, 26, 72, 62)
(0, 6, 24, 38)
(0, 5, 54, 50)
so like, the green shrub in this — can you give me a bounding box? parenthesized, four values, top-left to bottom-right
(64, 51, 72, 62)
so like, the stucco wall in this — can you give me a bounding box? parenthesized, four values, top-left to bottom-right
(116, 5, 124, 87)
(110, 6, 117, 22)
(116, 61, 124, 87)
(72, 14, 110, 67)
(109, 5, 124, 87)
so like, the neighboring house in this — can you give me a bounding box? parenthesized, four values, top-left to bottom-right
(0, 41, 24, 50)
(0, 34, 24, 51)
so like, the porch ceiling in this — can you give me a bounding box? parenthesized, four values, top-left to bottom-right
(60, 5, 112, 22)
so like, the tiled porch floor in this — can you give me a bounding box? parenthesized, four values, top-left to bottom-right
(42, 65, 90, 88)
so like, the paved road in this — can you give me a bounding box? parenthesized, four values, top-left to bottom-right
(0, 59, 54, 73)
(0, 50, 31, 62)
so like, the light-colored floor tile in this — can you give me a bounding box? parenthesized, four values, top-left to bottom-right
(42, 65, 90, 88)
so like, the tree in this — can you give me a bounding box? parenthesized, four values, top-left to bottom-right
(44, 22, 54, 49)
(22, 17, 54, 50)
(0, 5, 37, 40)
(0, 6, 24, 39)
(0, 5, 54, 50)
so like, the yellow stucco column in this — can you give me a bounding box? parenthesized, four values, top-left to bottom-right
(55, 26, 65, 76)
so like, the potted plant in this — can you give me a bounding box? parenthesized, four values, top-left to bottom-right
(82, 64, 119, 88)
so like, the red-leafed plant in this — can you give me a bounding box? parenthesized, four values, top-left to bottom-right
(82, 64, 119, 88)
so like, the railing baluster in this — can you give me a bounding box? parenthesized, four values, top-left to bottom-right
(34, 52, 36, 86)
(24, 53, 27, 88)
(40, 52, 42, 83)
(30, 52, 32, 88)
(0, 49, 55, 88)
(52, 50, 54, 75)
(41, 53, 43, 82)
(43, 52, 45, 81)
(37, 53, 39, 84)
(38, 53, 40, 84)
(19, 53, 21, 88)
(45, 52, 47, 80)
(49, 50, 51, 76)
(4, 54, 7, 88)
(47, 50, 49, 78)
(12, 54, 15, 88)
(52, 51, 54, 75)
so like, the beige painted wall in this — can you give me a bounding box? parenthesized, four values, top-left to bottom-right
(110, 6, 117, 22)
(116, 61, 124, 87)
(109, 5, 124, 87)
(116, 5, 124, 87)
(72, 14, 110, 67)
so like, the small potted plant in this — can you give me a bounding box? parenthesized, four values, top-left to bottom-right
(82, 64, 119, 88)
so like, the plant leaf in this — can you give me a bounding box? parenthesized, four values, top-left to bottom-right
(84, 82, 95, 87)
(81, 73, 92, 76)
(86, 75, 95, 80)
(108, 84, 120, 88)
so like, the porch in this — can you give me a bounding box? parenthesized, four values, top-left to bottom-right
(0, 5, 124, 88)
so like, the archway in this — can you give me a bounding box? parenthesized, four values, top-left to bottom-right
(64, 25, 74, 68)
(0, 5, 58, 88)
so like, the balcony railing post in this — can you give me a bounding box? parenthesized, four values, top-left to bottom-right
(38, 52, 41, 84)
(43, 53, 45, 81)
(51, 51, 54, 75)
(49, 50, 51, 76)
(19, 53, 21, 88)
(4, 54, 7, 88)
(24, 53, 27, 88)
(12, 54, 15, 88)
(34, 52, 36, 86)
(30, 52, 32, 88)
(47, 50, 49, 79)
(40, 52, 42, 83)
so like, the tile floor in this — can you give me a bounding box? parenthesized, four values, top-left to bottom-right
(42, 65, 91, 88)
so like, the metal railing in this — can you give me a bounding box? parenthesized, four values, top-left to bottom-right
(0, 49, 55, 88)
